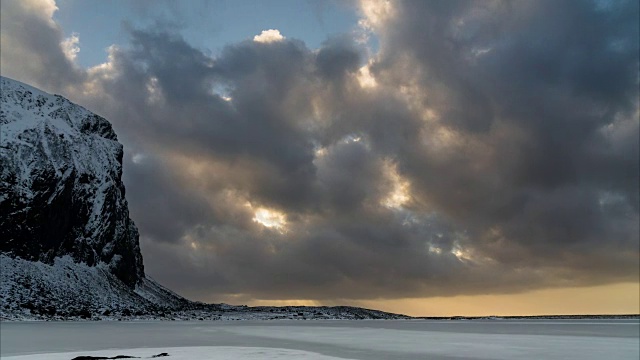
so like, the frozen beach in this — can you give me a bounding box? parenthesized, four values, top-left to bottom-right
(2, 319, 638, 360)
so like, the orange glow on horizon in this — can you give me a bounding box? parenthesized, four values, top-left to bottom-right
(238, 282, 640, 317)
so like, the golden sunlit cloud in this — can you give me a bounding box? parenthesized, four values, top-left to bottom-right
(356, 63, 378, 89)
(253, 29, 285, 43)
(61, 32, 80, 62)
(251, 206, 287, 232)
(451, 243, 474, 262)
(359, 0, 395, 31)
(381, 160, 410, 209)
(314, 146, 327, 158)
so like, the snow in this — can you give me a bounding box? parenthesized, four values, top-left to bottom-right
(1, 320, 638, 360)
(0, 253, 220, 320)
(0, 254, 157, 319)
(1, 75, 147, 304)
(1, 76, 128, 243)
(225, 323, 640, 359)
(0, 77, 127, 229)
(2, 347, 348, 360)
(0, 76, 122, 183)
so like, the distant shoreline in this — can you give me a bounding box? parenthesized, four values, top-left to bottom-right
(2, 314, 639, 322)
(413, 314, 640, 320)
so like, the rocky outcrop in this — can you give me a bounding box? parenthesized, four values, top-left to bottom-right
(0, 76, 143, 287)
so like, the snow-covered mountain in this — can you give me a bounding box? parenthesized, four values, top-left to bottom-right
(0, 76, 191, 319)
(0, 77, 407, 321)
(0, 76, 143, 286)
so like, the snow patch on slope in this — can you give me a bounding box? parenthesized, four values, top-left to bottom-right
(0, 254, 179, 320)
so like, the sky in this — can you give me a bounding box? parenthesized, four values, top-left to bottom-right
(1, 0, 638, 316)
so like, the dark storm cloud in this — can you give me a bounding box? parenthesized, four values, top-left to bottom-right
(315, 36, 361, 81)
(122, 154, 213, 244)
(366, 0, 639, 271)
(90, 28, 377, 213)
(1, 0, 637, 301)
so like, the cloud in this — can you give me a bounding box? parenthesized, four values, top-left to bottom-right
(364, 0, 639, 255)
(253, 29, 285, 43)
(61, 33, 81, 62)
(0, 0, 84, 92)
(0, 0, 637, 302)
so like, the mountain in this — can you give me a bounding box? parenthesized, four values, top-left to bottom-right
(0, 77, 142, 286)
(0, 77, 407, 321)
(0, 76, 194, 319)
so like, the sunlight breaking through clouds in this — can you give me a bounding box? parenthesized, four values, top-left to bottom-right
(251, 206, 287, 232)
(356, 63, 378, 89)
(382, 161, 411, 209)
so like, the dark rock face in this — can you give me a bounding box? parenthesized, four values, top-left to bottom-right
(0, 76, 144, 287)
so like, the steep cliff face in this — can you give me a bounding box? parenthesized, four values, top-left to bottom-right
(0, 76, 143, 287)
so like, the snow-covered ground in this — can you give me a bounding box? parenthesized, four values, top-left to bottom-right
(1, 319, 638, 360)
(1, 347, 347, 360)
